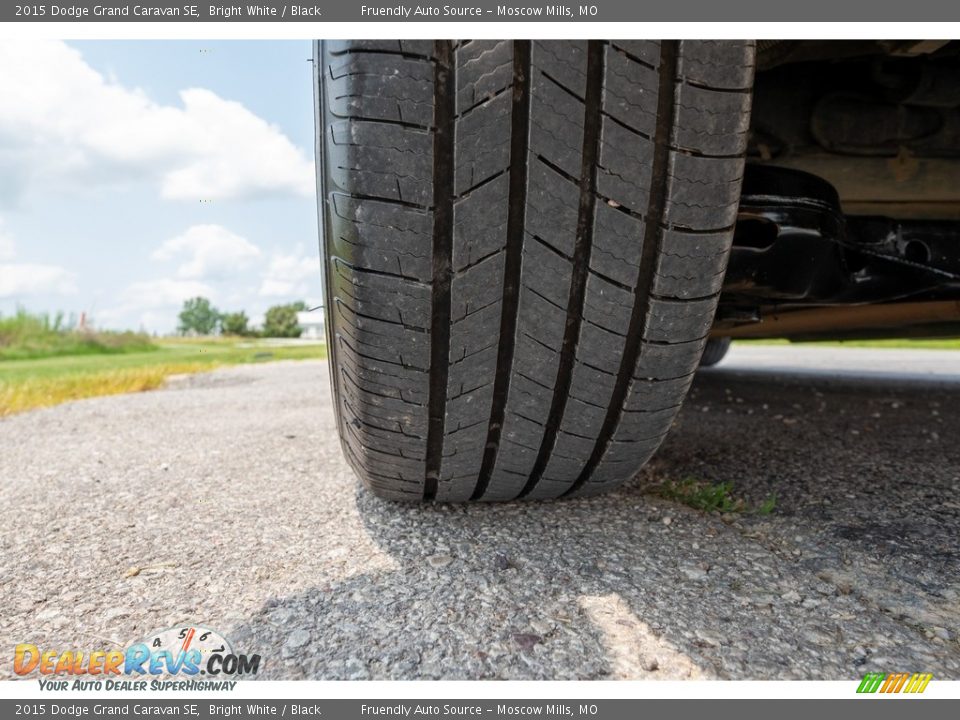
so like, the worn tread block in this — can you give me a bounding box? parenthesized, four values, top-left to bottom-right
(567, 359, 618, 405)
(331, 259, 431, 329)
(326, 40, 435, 57)
(674, 83, 752, 156)
(602, 46, 659, 137)
(591, 202, 645, 288)
(332, 193, 433, 280)
(328, 120, 434, 206)
(525, 161, 581, 258)
(652, 229, 732, 299)
(643, 297, 717, 343)
(533, 40, 590, 97)
(679, 40, 756, 90)
(596, 117, 655, 210)
(622, 374, 695, 412)
(663, 151, 744, 230)
(457, 40, 514, 110)
(529, 73, 586, 181)
(452, 174, 510, 271)
(327, 54, 435, 127)
(581, 273, 635, 334)
(610, 41, 661, 69)
(520, 237, 576, 310)
(454, 90, 513, 193)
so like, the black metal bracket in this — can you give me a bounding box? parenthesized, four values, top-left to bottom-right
(721, 165, 960, 312)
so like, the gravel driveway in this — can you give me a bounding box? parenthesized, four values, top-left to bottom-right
(1, 346, 958, 680)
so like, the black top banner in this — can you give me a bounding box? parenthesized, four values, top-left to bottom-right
(4, 0, 960, 22)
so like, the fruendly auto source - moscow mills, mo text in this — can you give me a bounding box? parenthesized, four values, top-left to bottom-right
(360, 5, 598, 18)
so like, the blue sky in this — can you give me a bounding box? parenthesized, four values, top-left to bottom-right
(0, 40, 320, 333)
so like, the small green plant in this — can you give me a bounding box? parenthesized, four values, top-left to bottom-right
(651, 476, 776, 515)
(755, 493, 778, 516)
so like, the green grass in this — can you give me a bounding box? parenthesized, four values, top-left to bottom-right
(0, 337, 326, 416)
(0, 308, 156, 361)
(737, 338, 960, 350)
(650, 476, 776, 515)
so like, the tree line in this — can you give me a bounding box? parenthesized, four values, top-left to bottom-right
(177, 297, 311, 338)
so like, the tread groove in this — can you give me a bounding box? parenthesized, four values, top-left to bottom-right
(342, 192, 430, 212)
(471, 40, 532, 501)
(565, 40, 680, 497)
(423, 40, 456, 502)
(518, 40, 606, 499)
(539, 70, 587, 103)
(328, 47, 435, 62)
(328, 113, 434, 131)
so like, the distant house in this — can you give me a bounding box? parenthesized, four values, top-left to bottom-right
(296, 309, 325, 340)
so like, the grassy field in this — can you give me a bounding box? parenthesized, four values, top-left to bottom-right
(0, 338, 326, 417)
(0, 309, 156, 361)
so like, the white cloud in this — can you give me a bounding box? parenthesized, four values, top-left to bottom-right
(93, 277, 216, 333)
(120, 278, 215, 309)
(0, 218, 76, 298)
(0, 218, 14, 261)
(0, 40, 315, 204)
(0, 263, 76, 299)
(259, 246, 319, 299)
(152, 224, 261, 280)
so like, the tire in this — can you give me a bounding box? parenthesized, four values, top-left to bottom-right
(316, 40, 755, 502)
(699, 337, 732, 367)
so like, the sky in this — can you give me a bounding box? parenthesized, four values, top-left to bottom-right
(0, 40, 320, 334)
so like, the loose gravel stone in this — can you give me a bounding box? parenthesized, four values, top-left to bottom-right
(680, 565, 708, 582)
(285, 629, 311, 650)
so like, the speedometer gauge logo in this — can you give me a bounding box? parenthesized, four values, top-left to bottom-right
(130, 625, 260, 678)
(146, 625, 233, 669)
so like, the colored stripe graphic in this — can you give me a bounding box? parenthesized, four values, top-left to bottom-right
(905, 673, 933, 694)
(857, 673, 886, 693)
(857, 672, 932, 694)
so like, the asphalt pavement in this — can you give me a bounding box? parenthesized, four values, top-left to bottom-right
(1, 345, 958, 680)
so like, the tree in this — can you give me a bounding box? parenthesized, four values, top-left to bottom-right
(177, 297, 221, 336)
(262, 301, 307, 338)
(221, 311, 251, 337)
